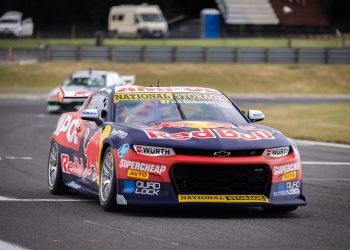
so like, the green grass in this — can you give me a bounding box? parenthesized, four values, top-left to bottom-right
(243, 104, 350, 144)
(1, 37, 350, 48)
(0, 62, 349, 95)
(0, 61, 348, 143)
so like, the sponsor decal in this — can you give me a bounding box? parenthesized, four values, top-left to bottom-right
(118, 144, 129, 158)
(123, 180, 160, 196)
(82, 110, 98, 116)
(274, 181, 301, 196)
(54, 113, 82, 145)
(115, 86, 219, 93)
(174, 93, 227, 102)
(263, 147, 289, 158)
(213, 151, 231, 157)
(286, 180, 300, 189)
(119, 159, 167, 175)
(114, 92, 173, 102)
(123, 180, 136, 193)
(61, 154, 84, 177)
(282, 171, 297, 181)
(83, 129, 100, 182)
(133, 145, 175, 157)
(144, 128, 274, 141)
(274, 162, 301, 176)
(111, 129, 128, 139)
(127, 169, 149, 180)
(178, 195, 268, 203)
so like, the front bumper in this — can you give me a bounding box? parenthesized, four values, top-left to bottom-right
(114, 149, 306, 207)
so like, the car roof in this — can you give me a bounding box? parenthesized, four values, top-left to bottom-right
(71, 70, 119, 78)
(1, 11, 22, 19)
(114, 85, 220, 94)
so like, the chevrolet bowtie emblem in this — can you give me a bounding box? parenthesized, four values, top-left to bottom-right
(213, 151, 231, 157)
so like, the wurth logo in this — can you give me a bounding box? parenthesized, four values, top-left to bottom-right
(133, 145, 175, 156)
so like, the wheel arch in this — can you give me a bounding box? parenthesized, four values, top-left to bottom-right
(98, 141, 113, 186)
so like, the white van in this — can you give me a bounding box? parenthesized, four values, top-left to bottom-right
(0, 11, 33, 37)
(108, 4, 168, 38)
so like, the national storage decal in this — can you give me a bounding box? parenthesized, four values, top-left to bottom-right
(114, 92, 174, 102)
(178, 195, 268, 203)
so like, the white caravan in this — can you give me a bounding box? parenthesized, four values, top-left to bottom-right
(108, 4, 168, 38)
(0, 11, 34, 37)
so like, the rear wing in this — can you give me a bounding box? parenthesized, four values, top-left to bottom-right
(120, 75, 135, 85)
(57, 86, 94, 103)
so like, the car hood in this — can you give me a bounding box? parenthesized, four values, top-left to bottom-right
(111, 121, 290, 150)
(48, 85, 102, 97)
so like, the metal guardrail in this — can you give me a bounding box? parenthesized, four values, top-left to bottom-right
(1, 46, 350, 64)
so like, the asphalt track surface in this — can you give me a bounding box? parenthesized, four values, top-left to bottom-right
(0, 98, 349, 250)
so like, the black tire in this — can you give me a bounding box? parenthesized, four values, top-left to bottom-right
(48, 141, 66, 194)
(99, 147, 118, 211)
(263, 206, 298, 213)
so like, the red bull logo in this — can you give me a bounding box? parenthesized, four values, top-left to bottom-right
(83, 128, 100, 182)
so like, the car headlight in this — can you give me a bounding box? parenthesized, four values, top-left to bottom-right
(133, 145, 175, 157)
(262, 146, 290, 158)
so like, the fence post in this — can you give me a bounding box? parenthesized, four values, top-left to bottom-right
(77, 46, 81, 60)
(109, 47, 114, 62)
(296, 48, 301, 64)
(7, 47, 13, 63)
(266, 48, 270, 63)
(204, 47, 209, 62)
(172, 47, 177, 62)
(326, 48, 330, 64)
(45, 46, 50, 61)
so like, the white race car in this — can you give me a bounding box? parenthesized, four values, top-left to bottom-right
(47, 70, 135, 113)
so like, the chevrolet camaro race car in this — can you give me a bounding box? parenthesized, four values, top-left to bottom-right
(47, 70, 135, 113)
(48, 86, 306, 212)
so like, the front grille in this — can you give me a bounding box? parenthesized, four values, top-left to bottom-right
(171, 164, 270, 195)
(173, 148, 264, 157)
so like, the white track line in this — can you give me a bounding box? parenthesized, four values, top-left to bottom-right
(84, 220, 180, 246)
(296, 140, 350, 149)
(3, 156, 32, 160)
(0, 196, 93, 202)
(302, 161, 350, 166)
(0, 239, 28, 250)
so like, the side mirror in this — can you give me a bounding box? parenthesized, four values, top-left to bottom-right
(248, 110, 265, 122)
(81, 108, 102, 125)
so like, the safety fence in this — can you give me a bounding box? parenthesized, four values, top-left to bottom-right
(1, 46, 350, 64)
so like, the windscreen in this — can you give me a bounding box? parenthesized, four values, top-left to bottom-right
(140, 13, 164, 22)
(114, 92, 247, 124)
(0, 19, 19, 24)
(62, 76, 106, 87)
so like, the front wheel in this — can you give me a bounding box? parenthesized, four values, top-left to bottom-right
(99, 148, 118, 211)
(48, 141, 66, 194)
(263, 206, 298, 213)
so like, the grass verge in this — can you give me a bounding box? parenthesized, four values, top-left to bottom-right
(0, 62, 349, 95)
(243, 104, 350, 144)
(0, 37, 349, 48)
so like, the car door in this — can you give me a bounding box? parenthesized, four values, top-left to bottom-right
(76, 92, 110, 189)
